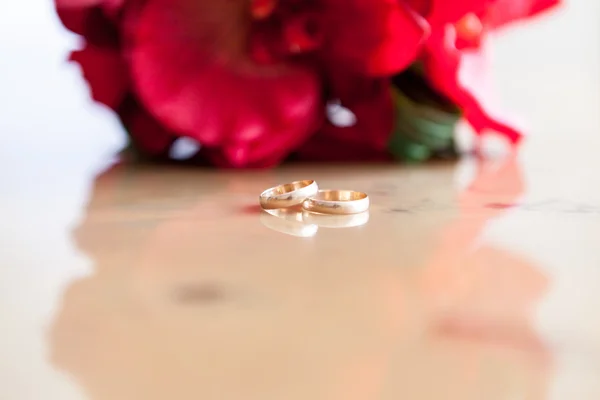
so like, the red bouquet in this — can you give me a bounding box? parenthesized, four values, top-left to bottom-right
(56, 0, 560, 167)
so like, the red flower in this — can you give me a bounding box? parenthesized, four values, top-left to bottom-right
(69, 45, 128, 109)
(412, 0, 560, 144)
(56, 0, 560, 167)
(471, 0, 561, 33)
(56, 0, 428, 167)
(55, 0, 123, 44)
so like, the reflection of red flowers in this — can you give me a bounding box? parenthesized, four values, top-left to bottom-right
(56, 0, 560, 167)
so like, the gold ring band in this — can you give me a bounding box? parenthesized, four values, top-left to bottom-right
(259, 180, 319, 210)
(302, 190, 370, 215)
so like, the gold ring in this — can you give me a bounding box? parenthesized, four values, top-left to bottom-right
(259, 180, 319, 210)
(302, 190, 370, 215)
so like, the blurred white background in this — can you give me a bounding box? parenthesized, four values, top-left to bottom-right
(0, 1, 598, 399)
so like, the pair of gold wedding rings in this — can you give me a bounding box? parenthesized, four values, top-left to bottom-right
(259, 180, 370, 215)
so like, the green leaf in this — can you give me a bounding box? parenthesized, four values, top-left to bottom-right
(388, 67, 462, 163)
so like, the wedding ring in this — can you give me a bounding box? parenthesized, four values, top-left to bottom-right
(302, 190, 370, 215)
(259, 180, 319, 210)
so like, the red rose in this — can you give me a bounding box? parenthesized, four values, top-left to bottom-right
(56, 0, 560, 167)
(56, 0, 426, 167)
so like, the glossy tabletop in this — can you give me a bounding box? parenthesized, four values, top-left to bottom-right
(1, 1, 600, 399)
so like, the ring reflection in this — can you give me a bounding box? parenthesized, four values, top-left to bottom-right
(302, 210, 369, 228)
(260, 208, 369, 237)
(260, 209, 318, 237)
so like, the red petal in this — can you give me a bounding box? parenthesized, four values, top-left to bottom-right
(425, 0, 494, 26)
(70, 45, 129, 109)
(55, 0, 97, 35)
(55, 0, 123, 14)
(118, 97, 175, 156)
(55, 0, 123, 37)
(128, 0, 321, 167)
(366, 3, 430, 76)
(405, 0, 433, 16)
(323, 0, 428, 76)
(251, 0, 278, 20)
(283, 12, 324, 54)
(484, 0, 561, 29)
(423, 31, 521, 143)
